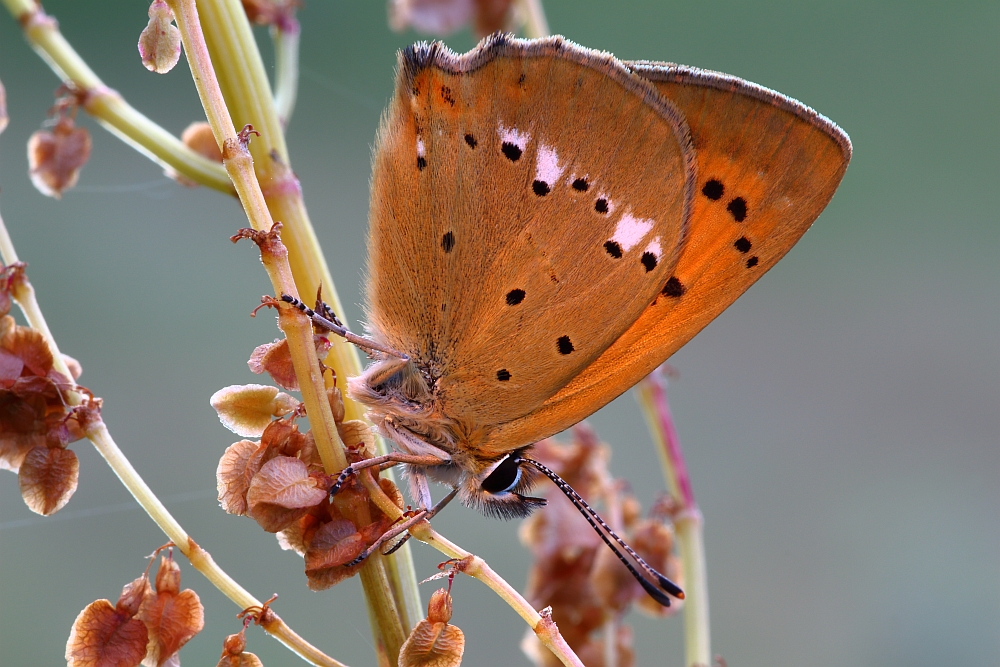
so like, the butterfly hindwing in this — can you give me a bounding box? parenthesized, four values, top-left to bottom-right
(486, 62, 852, 451)
(366, 36, 696, 440)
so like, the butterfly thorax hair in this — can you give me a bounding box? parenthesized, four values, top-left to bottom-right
(348, 356, 543, 520)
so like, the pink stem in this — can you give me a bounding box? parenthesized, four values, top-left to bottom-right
(647, 369, 696, 510)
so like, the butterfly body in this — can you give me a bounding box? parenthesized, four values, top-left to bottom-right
(346, 34, 851, 517)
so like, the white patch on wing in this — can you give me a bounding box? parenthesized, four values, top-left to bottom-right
(416, 137, 426, 157)
(644, 237, 662, 259)
(611, 211, 654, 251)
(534, 144, 564, 184)
(498, 123, 530, 149)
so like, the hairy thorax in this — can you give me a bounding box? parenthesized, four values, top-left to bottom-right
(347, 356, 502, 502)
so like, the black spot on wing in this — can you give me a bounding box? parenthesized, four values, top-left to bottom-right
(506, 289, 525, 305)
(727, 197, 747, 222)
(496, 369, 511, 381)
(557, 336, 574, 355)
(441, 231, 455, 253)
(572, 178, 589, 191)
(532, 180, 550, 196)
(734, 237, 752, 253)
(595, 198, 609, 213)
(641, 252, 657, 272)
(604, 241, 623, 258)
(702, 179, 724, 200)
(662, 277, 685, 297)
(746, 256, 759, 268)
(464, 133, 477, 148)
(501, 142, 522, 161)
(417, 156, 427, 170)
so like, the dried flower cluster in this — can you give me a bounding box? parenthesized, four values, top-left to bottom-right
(519, 425, 682, 667)
(66, 553, 205, 667)
(214, 336, 405, 590)
(0, 264, 93, 515)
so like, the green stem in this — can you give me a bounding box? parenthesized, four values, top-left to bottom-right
(676, 509, 710, 665)
(636, 371, 712, 667)
(272, 23, 300, 127)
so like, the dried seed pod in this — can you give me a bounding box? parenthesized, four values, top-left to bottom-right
(217, 439, 260, 515)
(28, 114, 91, 198)
(211, 384, 299, 437)
(303, 519, 366, 591)
(399, 588, 465, 667)
(246, 456, 327, 532)
(218, 627, 264, 667)
(181, 121, 223, 162)
(18, 444, 79, 515)
(247, 336, 331, 391)
(138, 0, 182, 73)
(138, 556, 205, 667)
(66, 575, 150, 667)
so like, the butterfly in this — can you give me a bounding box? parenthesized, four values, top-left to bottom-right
(290, 33, 850, 604)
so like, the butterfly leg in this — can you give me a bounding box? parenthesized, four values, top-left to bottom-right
(380, 419, 455, 510)
(381, 485, 461, 556)
(280, 294, 409, 360)
(346, 487, 459, 567)
(328, 451, 448, 496)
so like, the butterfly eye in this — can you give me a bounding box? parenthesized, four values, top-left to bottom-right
(480, 455, 522, 495)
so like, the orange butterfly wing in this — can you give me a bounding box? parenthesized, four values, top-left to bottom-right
(485, 63, 852, 451)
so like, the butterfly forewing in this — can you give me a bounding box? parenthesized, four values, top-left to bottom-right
(486, 63, 852, 451)
(366, 37, 695, 439)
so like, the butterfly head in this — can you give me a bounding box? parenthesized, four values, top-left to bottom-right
(460, 449, 547, 520)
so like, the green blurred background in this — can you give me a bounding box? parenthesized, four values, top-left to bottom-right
(1, 2, 997, 666)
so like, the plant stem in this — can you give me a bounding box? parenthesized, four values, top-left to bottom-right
(675, 508, 709, 665)
(194, 0, 424, 640)
(193, 0, 366, 422)
(165, 2, 410, 660)
(518, 0, 550, 39)
(272, 22, 300, 127)
(636, 370, 711, 667)
(0, 0, 232, 193)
